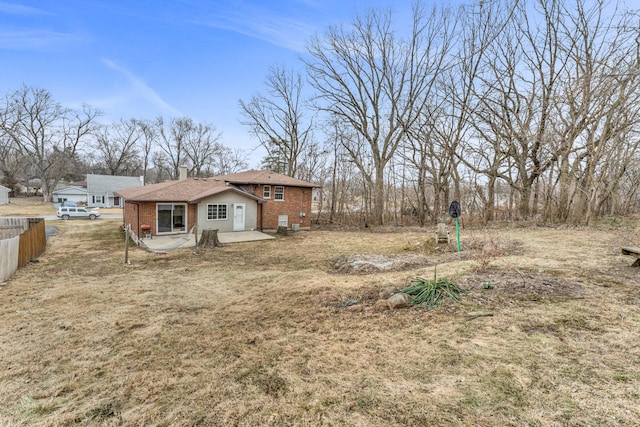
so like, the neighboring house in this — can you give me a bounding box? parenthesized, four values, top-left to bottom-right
(52, 185, 88, 205)
(86, 174, 144, 208)
(0, 185, 10, 205)
(115, 170, 319, 239)
(15, 179, 42, 196)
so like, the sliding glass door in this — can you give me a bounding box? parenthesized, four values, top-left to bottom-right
(157, 203, 186, 234)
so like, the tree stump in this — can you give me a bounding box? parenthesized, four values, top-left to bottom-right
(200, 229, 223, 248)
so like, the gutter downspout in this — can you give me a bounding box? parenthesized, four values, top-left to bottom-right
(259, 200, 264, 231)
(134, 202, 140, 238)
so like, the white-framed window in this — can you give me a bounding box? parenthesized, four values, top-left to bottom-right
(263, 185, 271, 199)
(278, 215, 288, 227)
(274, 186, 284, 201)
(93, 195, 104, 204)
(207, 204, 228, 220)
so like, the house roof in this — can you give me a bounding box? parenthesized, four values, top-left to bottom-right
(0, 185, 10, 192)
(218, 170, 320, 188)
(115, 177, 263, 203)
(53, 185, 87, 195)
(116, 170, 320, 203)
(87, 174, 143, 194)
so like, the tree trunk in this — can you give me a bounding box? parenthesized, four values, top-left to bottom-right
(372, 170, 385, 226)
(200, 229, 223, 248)
(485, 175, 496, 223)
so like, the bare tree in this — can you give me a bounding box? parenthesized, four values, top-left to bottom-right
(436, 0, 515, 223)
(135, 119, 156, 184)
(0, 86, 100, 201)
(153, 116, 236, 179)
(305, 4, 453, 225)
(619, 152, 640, 214)
(154, 117, 191, 180)
(209, 145, 248, 175)
(182, 122, 222, 177)
(239, 66, 314, 178)
(151, 151, 172, 183)
(93, 119, 141, 175)
(466, 0, 569, 219)
(550, 0, 640, 223)
(0, 134, 27, 193)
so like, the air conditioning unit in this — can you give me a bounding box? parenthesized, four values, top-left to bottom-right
(292, 223, 300, 232)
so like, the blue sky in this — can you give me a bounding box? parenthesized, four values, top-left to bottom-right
(0, 0, 408, 166)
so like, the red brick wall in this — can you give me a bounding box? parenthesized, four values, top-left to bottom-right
(123, 202, 140, 236)
(258, 185, 313, 230)
(122, 201, 155, 237)
(123, 201, 198, 237)
(139, 202, 156, 234)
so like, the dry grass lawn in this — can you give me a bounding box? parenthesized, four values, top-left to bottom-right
(1, 200, 640, 426)
(0, 197, 58, 216)
(0, 196, 124, 216)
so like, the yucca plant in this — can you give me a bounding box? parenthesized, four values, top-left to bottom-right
(400, 269, 463, 308)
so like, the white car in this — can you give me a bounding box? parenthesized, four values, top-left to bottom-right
(56, 206, 101, 220)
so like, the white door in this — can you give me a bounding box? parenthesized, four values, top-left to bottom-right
(233, 203, 245, 231)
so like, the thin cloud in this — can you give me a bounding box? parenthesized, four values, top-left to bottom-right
(0, 29, 85, 50)
(194, 4, 318, 52)
(0, 1, 51, 15)
(0, 3, 86, 51)
(116, 1, 320, 52)
(101, 58, 183, 117)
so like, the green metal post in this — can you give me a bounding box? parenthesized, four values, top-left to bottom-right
(455, 217, 461, 253)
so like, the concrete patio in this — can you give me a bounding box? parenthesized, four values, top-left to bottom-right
(140, 230, 275, 251)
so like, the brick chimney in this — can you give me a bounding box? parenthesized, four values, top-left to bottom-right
(179, 166, 188, 180)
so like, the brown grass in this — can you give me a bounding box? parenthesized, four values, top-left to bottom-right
(0, 197, 124, 216)
(0, 197, 57, 216)
(1, 203, 640, 426)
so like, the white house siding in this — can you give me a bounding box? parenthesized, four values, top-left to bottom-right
(197, 193, 258, 233)
(0, 185, 10, 205)
(88, 194, 121, 208)
(52, 186, 88, 205)
(87, 175, 143, 208)
(56, 194, 87, 205)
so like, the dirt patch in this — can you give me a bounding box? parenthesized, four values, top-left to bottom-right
(458, 269, 587, 302)
(462, 236, 523, 254)
(332, 253, 433, 274)
(332, 237, 524, 274)
(330, 268, 586, 312)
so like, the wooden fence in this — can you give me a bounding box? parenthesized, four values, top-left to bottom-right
(0, 218, 46, 282)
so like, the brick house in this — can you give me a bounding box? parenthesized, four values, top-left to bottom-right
(115, 170, 319, 240)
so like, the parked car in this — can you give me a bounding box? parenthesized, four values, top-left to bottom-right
(56, 206, 100, 220)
